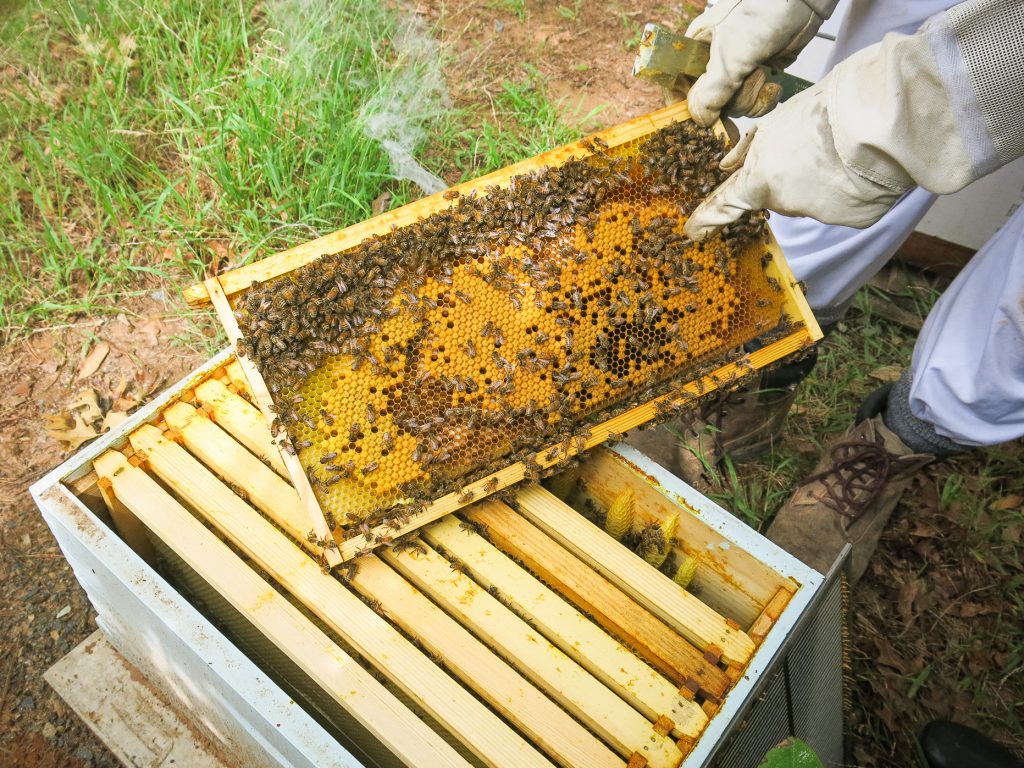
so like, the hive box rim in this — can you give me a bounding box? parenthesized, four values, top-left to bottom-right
(32, 351, 830, 768)
(29, 350, 359, 768)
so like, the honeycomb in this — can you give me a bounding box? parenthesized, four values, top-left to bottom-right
(234, 121, 790, 532)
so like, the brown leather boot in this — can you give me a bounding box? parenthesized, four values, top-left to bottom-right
(625, 376, 802, 488)
(766, 412, 934, 582)
(625, 350, 817, 486)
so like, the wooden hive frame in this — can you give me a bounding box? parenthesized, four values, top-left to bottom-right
(67, 356, 822, 768)
(184, 100, 822, 563)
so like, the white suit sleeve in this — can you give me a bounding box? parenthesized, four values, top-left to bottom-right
(831, 0, 1024, 196)
(685, 0, 1024, 241)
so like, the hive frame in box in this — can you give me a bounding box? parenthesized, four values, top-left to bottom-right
(185, 100, 822, 562)
(31, 349, 841, 768)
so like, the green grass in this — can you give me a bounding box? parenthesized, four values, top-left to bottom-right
(0, 1, 585, 344)
(556, 0, 582, 22)
(0, 0, 452, 341)
(490, 0, 527, 22)
(446, 68, 588, 177)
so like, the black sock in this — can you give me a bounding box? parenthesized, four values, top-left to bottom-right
(882, 372, 969, 456)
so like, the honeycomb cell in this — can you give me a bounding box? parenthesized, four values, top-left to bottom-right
(234, 120, 789, 531)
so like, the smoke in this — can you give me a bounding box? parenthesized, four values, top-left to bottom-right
(358, 16, 450, 195)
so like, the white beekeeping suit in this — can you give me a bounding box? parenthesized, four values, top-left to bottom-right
(684, 0, 1024, 451)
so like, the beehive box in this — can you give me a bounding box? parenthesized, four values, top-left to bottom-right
(33, 351, 843, 768)
(184, 101, 821, 561)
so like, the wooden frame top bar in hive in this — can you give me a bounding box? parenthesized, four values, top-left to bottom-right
(187, 101, 821, 564)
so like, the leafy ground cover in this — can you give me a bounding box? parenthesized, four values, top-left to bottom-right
(710, 281, 1024, 762)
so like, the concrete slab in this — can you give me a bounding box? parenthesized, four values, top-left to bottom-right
(45, 630, 229, 768)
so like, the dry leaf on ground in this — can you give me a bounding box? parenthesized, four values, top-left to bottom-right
(133, 318, 161, 347)
(42, 413, 98, 451)
(75, 342, 110, 380)
(99, 410, 129, 433)
(949, 601, 998, 619)
(135, 369, 164, 399)
(69, 388, 103, 424)
(868, 365, 903, 383)
(989, 494, 1021, 511)
(372, 192, 393, 215)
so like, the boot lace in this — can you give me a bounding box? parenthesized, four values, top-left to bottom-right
(803, 440, 892, 520)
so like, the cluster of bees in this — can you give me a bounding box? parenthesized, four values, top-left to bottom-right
(234, 120, 786, 537)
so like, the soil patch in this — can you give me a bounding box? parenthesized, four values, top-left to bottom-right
(1, 297, 208, 766)
(415, 0, 700, 131)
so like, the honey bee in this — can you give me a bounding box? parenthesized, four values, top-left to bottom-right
(392, 535, 427, 557)
(491, 350, 511, 370)
(483, 477, 499, 493)
(362, 461, 379, 476)
(338, 561, 359, 582)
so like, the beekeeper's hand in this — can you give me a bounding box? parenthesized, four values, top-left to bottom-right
(683, 78, 904, 241)
(685, 3, 1024, 242)
(684, 0, 836, 126)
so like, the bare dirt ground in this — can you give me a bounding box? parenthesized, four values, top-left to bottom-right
(3, 1, 1020, 766)
(1, 297, 209, 766)
(416, 0, 689, 129)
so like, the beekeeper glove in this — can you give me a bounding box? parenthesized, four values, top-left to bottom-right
(684, 0, 837, 126)
(685, 0, 1024, 242)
